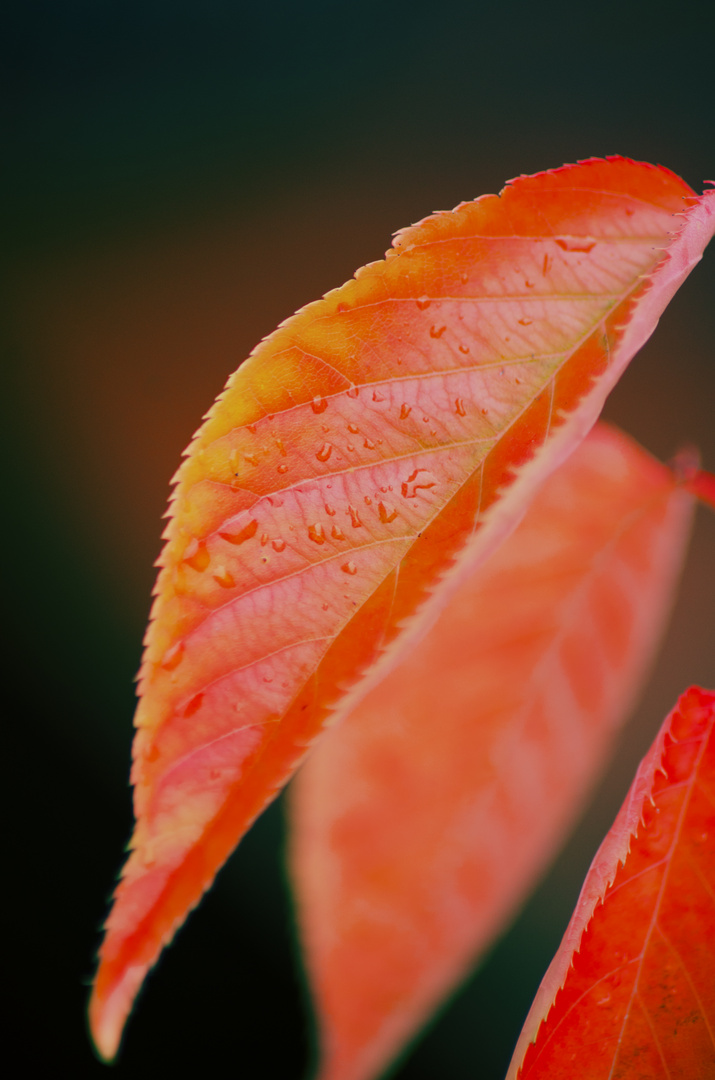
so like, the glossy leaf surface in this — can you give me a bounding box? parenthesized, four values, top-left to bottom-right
(90, 161, 714, 1060)
(289, 424, 695, 1080)
(509, 685, 715, 1079)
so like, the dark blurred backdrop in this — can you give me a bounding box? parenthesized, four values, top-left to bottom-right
(3, 2, 714, 1077)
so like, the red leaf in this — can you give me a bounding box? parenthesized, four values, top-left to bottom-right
(89, 161, 713, 1060)
(508, 686, 715, 1080)
(288, 424, 696, 1080)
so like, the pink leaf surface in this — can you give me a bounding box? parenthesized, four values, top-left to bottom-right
(508, 685, 715, 1080)
(89, 162, 713, 1061)
(289, 423, 696, 1080)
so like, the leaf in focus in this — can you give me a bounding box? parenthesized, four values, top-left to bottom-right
(89, 161, 714, 1060)
(508, 685, 715, 1080)
(288, 423, 696, 1080)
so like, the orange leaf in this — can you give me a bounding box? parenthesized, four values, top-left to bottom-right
(89, 160, 713, 1060)
(508, 685, 715, 1080)
(288, 423, 696, 1080)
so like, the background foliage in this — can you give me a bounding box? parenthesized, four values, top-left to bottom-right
(3, 2, 714, 1075)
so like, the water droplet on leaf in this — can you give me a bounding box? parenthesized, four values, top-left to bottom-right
(161, 641, 185, 671)
(213, 566, 236, 588)
(184, 693, 204, 718)
(378, 502, 398, 524)
(401, 468, 437, 499)
(184, 539, 211, 572)
(219, 519, 259, 545)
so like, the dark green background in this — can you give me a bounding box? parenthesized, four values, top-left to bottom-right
(3, 2, 714, 1076)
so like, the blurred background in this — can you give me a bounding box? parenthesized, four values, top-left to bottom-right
(3, 1, 714, 1076)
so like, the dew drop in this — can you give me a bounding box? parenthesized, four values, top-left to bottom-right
(247, 423, 257, 435)
(372, 389, 385, 402)
(399, 403, 411, 419)
(311, 395, 328, 414)
(363, 437, 375, 450)
(429, 324, 446, 339)
(346, 443, 355, 452)
(244, 452, 259, 467)
(161, 641, 185, 671)
(347, 505, 363, 528)
(346, 385, 359, 398)
(422, 416, 430, 423)
(184, 539, 211, 572)
(324, 503, 336, 516)
(277, 463, 289, 474)
(525, 279, 534, 288)
(275, 437, 287, 456)
(213, 566, 236, 588)
(219, 519, 258, 546)
(481, 407, 489, 415)
(416, 297, 431, 311)
(364, 495, 372, 505)
(322, 602, 329, 611)
(262, 674, 274, 684)
(308, 523, 326, 545)
(555, 238, 595, 254)
(458, 344, 470, 354)
(341, 561, 357, 575)
(316, 442, 333, 462)
(272, 538, 286, 552)
(145, 743, 160, 764)
(401, 468, 437, 499)
(184, 692, 204, 718)
(378, 502, 398, 524)
(518, 317, 532, 326)
(331, 525, 346, 540)
(260, 532, 269, 546)
(347, 422, 360, 434)
(455, 397, 466, 417)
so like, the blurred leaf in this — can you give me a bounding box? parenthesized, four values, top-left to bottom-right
(288, 423, 695, 1080)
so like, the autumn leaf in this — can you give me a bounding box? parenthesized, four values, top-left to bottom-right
(288, 423, 696, 1080)
(89, 160, 714, 1060)
(507, 684, 715, 1079)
